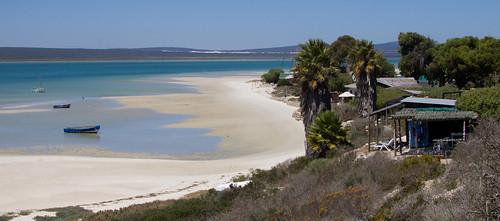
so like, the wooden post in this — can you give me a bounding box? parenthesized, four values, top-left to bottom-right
(414, 121, 418, 149)
(398, 119, 402, 154)
(405, 119, 410, 149)
(463, 120, 466, 141)
(393, 119, 397, 156)
(375, 116, 380, 145)
(385, 109, 388, 125)
(368, 115, 371, 152)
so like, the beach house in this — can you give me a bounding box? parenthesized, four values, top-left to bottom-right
(367, 97, 478, 157)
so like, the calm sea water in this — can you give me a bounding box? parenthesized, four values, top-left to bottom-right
(0, 60, 292, 106)
(387, 57, 400, 65)
(0, 60, 292, 157)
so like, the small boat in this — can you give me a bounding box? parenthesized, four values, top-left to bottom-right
(64, 125, 100, 133)
(53, 104, 71, 109)
(32, 87, 46, 93)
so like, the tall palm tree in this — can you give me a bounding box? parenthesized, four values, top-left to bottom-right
(293, 39, 338, 157)
(348, 40, 383, 117)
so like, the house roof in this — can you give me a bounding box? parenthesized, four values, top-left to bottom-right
(401, 97, 456, 107)
(393, 108, 478, 121)
(400, 89, 423, 95)
(377, 77, 419, 87)
(370, 96, 456, 116)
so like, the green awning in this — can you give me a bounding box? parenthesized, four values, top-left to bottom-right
(393, 108, 478, 121)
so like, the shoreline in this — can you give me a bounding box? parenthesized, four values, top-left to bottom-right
(0, 75, 304, 214)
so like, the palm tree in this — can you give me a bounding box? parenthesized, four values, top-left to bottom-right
(348, 40, 383, 117)
(307, 111, 349, 158)
(293, 39, 338, 157)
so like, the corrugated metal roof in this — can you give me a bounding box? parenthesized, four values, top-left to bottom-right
(393, 108, 478, 120)
(371, 102, 403, 115)
(400, 89, 423, 95)
(377, 77, 419, 87)
(401, 97, 456, 106)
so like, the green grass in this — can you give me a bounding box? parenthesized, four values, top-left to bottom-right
(376, 86, 409, 108)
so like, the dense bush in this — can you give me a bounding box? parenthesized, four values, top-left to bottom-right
(328, 72, 353, 92)
(422, 85, 460, 98)
(86, 190, 238, 221)
(457, 86, 500, 118)
(276, 78, 291, 87)
(261, 68, 283, 84)
(306, 111, 349, 158)
(34, 207, 92, 221)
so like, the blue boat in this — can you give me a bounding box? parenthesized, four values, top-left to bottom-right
(64, 125, 100, 133)
(53, 104, 71, 109)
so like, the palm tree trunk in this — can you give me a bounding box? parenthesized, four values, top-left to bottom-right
(302, 86, 331, 158)
(357, 72, 376, 117)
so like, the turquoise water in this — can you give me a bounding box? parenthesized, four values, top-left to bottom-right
(0, 60, 292, 106)
(387, 57, 400, 65)
(0, 60, 292, 157)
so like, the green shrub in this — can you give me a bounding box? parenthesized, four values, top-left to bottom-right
(261, 68, 283, 84)
(0, 215, 14, 221)
(87, 190, 237, 221)
(456, 86, 500, 118)
(35, 206, 92, 221)
(305, 158, 331, 174)
(307, 111, 349, 158)
(422, 85, 460, 98)
(276, 79, 291, 86)
(398, 155, 444, 193)
(328, 72, 353, 92)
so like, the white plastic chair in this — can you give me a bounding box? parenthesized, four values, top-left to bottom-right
(374, 138, 394, 151)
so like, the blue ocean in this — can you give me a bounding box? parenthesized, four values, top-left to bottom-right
(0, 60, 292, 157)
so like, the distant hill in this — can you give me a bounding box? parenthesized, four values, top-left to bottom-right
(0, 42, 399, 61)
(374, 41, 399, 57)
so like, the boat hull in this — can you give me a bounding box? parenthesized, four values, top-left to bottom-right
(53, 104, 71, 109)
(64, 125, 100, 133)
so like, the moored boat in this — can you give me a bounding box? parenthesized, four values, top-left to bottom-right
(64, 125, 100, 133)
(32, 87, 46, 93)
(53, 104, 71, 109)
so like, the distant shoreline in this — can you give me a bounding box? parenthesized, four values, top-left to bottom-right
(0, 57, 294, 63)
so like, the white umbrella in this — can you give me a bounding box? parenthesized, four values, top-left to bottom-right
(338, 91, 355, 98)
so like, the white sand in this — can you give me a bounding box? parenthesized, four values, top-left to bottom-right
(0, 108, 49, 114)
(0, 75, 305, 214)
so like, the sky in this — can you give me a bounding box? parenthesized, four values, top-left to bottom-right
(0, 0, 499, 49)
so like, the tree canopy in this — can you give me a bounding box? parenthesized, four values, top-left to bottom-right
(429, 36, 500, 88)
(456, 86, 500, 118)
(330, 35, 357, 73)
(398, 32, 436, 80)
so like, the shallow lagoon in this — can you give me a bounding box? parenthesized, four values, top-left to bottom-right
(0, 60, 293, 157)
(0, 98, 221, 156)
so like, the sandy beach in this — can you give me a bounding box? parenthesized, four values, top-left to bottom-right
(0, 75, 304, 214)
